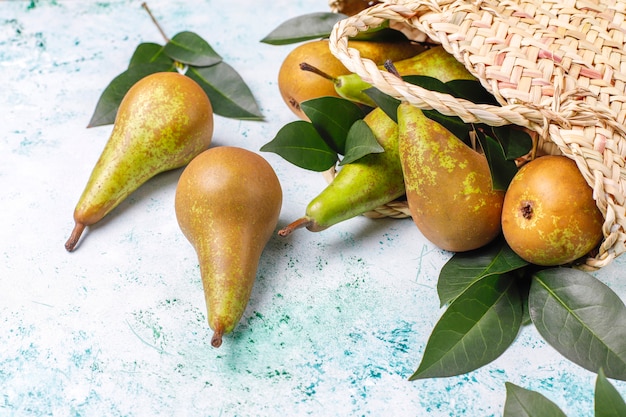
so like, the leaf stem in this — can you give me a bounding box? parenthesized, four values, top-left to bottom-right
(142, 2, 170, 43)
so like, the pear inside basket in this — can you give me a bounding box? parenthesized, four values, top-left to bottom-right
(327, 0, 626, 269)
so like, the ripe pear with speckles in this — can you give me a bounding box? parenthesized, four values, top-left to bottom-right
(398, 104, 504, 252)
(175, 146, 283, 348)
(65, 72, 214, 252)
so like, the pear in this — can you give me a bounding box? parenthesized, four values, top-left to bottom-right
(174, 146, 283, 347)
(278, 107, 403, 236)
(278, 39, 423, 120)
(65, 72, 214, 251)
(334, 46, 476, 106)
(398, 104, 504, 252)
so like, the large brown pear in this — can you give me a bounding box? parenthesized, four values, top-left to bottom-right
(175, 147, 283, 348)
(398, 104, 504, 252)
(65, 72, 214, 251)
(278, 39, 423, 120)
(501, 155, 604, 266)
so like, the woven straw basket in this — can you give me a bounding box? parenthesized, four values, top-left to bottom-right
(326, 0, 626, 269)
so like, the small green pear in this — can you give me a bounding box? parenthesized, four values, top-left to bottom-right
(278, 107, 403, 236)
(334, 46, 476, 106)
(65, 72, 214, 251)
(175, 146, 283, 348)
(398, 103, 504, 252)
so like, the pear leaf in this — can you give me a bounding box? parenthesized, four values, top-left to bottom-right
(339, 119, 384, 166)
(128, 42, 172, 67)
(300, 96, 368, 154)
(260, 12, 347, 45)
(187, 62, 263, 120)
(490, 125, 534, 160)
(260, 121, 337, 172)
(595, 368, 626, 416)
(87, 62, 175, 128)
(364, 87, 401, 122)
(422, 109, 473, 146)
(529, 268, 626, 381)
(409, 274, 523, 380)
(438, 237, 529, 307)
(163, 31, 222, 67)
(503, 382, 568, 417)
(476, 130, 519, 190)
(445, 79, 500, 105)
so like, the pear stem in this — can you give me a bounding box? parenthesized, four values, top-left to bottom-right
(299, 62, 337, 83)
(142, 2, 170, 43)
(65, 222, 86, 252)
(383, 59, 401, 78)
(211, 328, 224, 348)
(277, 218, 314, 237)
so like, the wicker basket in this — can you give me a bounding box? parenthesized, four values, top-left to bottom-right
(327, 0, 626, 269)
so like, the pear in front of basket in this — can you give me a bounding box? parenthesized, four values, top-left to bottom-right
(175, 146, 283, 348)
(398, 104, 505, 252)
(501, 155, 604, 266)
(65, 72, 214, 252)
(278, 107, 404, 236)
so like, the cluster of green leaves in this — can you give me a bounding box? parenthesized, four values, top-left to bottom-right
(414, 236, 626, 414)
(88, 31, 262, 128)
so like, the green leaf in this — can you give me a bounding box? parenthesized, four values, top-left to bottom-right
(260, 12, 346, 45)
(503, 382, 568, 417)
(260, 121, 337, 171)
(476, 131, 519, 190)
(87, 62, 175, 127)
(163, 31, 222, 67)
(595, 368, 626, 417)
(529, 268, 626, 381)
(339, 119, 384, 165)
(128, 42, 172, 68)
(409, 274, 523, 380)
(364, 87, 401, 123)
(491, 125, 533, 160)
(438, 237, 529, 307)
(300, 96, 368, 154)
(187, 62, 263, 120)
(445, 79, 499, 105)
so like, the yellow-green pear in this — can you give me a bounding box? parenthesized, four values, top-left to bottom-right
(398, 103, 504, 252)
(175, 147, 283, 348)
(278, 107, 403, 236)
(335, 46, 476, 106)
(65, 72, 214, 251)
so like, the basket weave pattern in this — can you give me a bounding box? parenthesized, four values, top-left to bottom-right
(328, 0, 626, 269)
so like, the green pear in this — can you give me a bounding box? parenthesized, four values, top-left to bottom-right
(334, 46, 476, 106)
(398, 103, 504, 252)
(65, 72, 214, 252)
(278, 107, 403, 236)
(174, 146, 283, 348)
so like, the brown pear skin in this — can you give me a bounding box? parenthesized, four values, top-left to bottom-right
(65, 72, 214, 252)
(398, 104, 504, 252)
(174, 147, 283, 348)
(278, 107, 403, 236)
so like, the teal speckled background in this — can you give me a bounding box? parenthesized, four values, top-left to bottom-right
(1, 1, 625, 416)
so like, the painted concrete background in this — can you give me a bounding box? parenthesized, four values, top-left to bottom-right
(1, 1, 625, 416)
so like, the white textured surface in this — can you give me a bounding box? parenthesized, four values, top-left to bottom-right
(1, 1, 625, 416)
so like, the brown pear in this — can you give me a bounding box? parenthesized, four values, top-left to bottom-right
(398, 104, 504, 252)
(175, 146, 283, 347)
(278, 39, 423, 120)
(501, 155, 604, 266)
